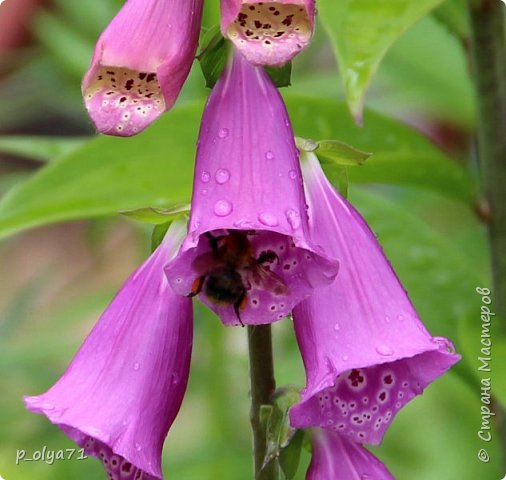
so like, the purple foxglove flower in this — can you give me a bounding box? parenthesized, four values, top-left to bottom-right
(289, 152, 460, 444)
(25, 222, 193, 480)
(307, 429, 394, 479)
(165, 53, 339, 326)
(83, 0, 204, 137)
(221, 0, 315, 66)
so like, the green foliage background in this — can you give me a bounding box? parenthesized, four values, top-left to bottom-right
(0, 0, 504, 479)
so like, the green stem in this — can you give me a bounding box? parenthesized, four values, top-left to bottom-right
(468, 0, 506, 463)
(248, 325, 277, 480)
(469, 0, 506, 315)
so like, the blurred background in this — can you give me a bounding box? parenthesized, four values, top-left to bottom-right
(0, 0, 504, 479)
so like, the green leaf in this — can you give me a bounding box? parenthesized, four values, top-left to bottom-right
(265, 62, 293, 88)
(285, 95, 477, 203)
(0, 104, 199, 239)
(198, 26, 230, 88)
(120, 205, 190, 225)
(316, 140, 372, 166)
(279, 429, 304, 480)
(322, 163, 349, 198)
(151, 222, 173, 252)
(0, 136, 88, 162)
(319, 0, 444, 120)
(432, 0, 469, 39)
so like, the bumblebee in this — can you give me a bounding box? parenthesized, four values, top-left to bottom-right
(188, 230, 288, 325)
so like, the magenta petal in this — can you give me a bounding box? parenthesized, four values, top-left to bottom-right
(307, 430, 394, 480)
(289, 153, 460, 444)
(221, 0, 315, 66)
(24, 222, 192, 480)
(164, 54, 338, 326)
(83, 0, 203, 136)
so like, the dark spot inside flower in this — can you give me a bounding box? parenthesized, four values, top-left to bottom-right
(107, 71, 114, 75)
(263, 23, 271, 29)
(122, 462, 133, 472)
(274, 11, 280, 16)
(249, 5, 255, 10)
(265, 40, 271, 45)
(139, 72, 147, 80)
(379, 391, 387, 401)
(348, 369, 365, 387)
(125, 79, 134, 90)
(384, 374, 393, 385)
(146, 73, 156, 82)
(282, 15, 294, 26)
(269, 6, 275, 11)
(254, 20, 262, 28)
(245, 30, 253, 36)
(98, 75, 103, 80)
(274, 31, 285, 37)
(119, 97, 127, 103)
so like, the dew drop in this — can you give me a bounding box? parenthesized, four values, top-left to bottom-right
(342, 355, 349, 361)
(201, 171, 211, 183)
(133, 362, 140, 371)
(215, 168, 230, 184)
(218, 127, 229, 139)
(288, 169, 298, 180)
(135, 443, 142, 452)
(214, 200, 233, 217)
(376, 345, 394, 356)
(172, 373, 180, 384)
(265, 151, 275, 160)
(258, 212, 279, 227)
(334, 323, 340, 331)
(285, 209, 301, 230)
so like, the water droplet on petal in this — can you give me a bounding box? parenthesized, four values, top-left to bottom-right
(289, 170, 298, 180)
(201, 189, 208, 196)
(376, 345, 394, 356)
(265, 151, 275, 160)
(214, 200, 233, 217)
(334, 323, 340, 331)
(133, 362, 140, 371)
(172, 373, 180, 384)
(342, 355, 349, 361)
(215, 168, 230, 184)
(135, 443, 142, 451)
(201, 171, 211, 183)
(258, 212, 279, 227)
(285, 209, 301, 230)
(218, 127, 229, 139)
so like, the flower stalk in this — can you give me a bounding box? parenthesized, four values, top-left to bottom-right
(469, 0, 506, 315)
(468, 0, 506, 459)
(247, 325, 277, 480)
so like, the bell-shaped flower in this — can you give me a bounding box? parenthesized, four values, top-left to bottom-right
(164, 53, 339, 326)
(307, 429, 394, 480)
(221, 0, 315, 66)
(289, 152, 460, 444)
(83, 0, 204, 137)
(24, 221, 193, 480)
